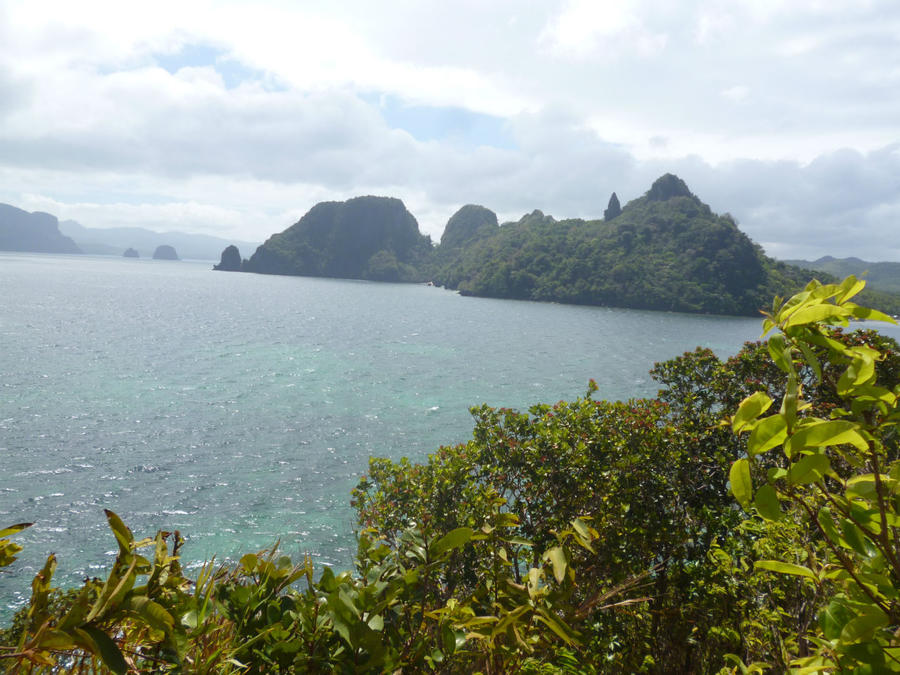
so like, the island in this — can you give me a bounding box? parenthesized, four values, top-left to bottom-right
(152, 245, 179, 260)
(238, 174, 900, 316)
(213, 245, 243, 271)
(0, 203, 82, 254)
(123, 248, 139, 258)
(242, 195, 432, 282)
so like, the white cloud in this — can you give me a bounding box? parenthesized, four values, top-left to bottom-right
(0, 0, 898, 260)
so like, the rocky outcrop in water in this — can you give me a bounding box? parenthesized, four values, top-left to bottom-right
(242, 196, 432, 282)
(0, 203, 82, 254)
(123, 248, 139, 258)
(152, 245, 179, 260)
(213, 245, 242, 271)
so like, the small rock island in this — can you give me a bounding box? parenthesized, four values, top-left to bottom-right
(213, 245, 242, 271)
(152, 245, 179, 260)
(123, 247, 139, 258)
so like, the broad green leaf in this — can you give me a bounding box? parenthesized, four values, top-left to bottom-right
(846, 474, 883, 501)
(127, 596, 174, 634)
(104, 510, 134, 554)
(732, 392, 773, 433)
(544, 546, 567, 584)
(534, 608, 580, 646)
(748, 415, 787, 457)
(841, 520, 875, 558)
(730, 458, 753, 510)
(785, 420, 868, 456)
(840, 608, 889, 643)
(850, 305, 896, 324)
(80, 625, 128, 675)
(753, 484, 782, 521)
(429, 527, 473, 558)
(835, 275, 865, 304)
(838, 353, 876, 394)
(784, 303, 848, 329)
(820, 597, 854, 640)
(754, 560, 818, 581)
(788, 453, 831, 485)
(239, 553, 258, 572)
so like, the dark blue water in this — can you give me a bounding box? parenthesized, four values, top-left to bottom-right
(4, 252, 866, 614)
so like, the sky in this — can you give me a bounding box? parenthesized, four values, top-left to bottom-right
(0, 0, 898, 260)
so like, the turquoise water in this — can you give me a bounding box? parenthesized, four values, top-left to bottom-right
(2, 252, 867, 613)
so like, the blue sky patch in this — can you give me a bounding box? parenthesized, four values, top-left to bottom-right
(363, 93, 516, 150)
(153, 43, 267, 90)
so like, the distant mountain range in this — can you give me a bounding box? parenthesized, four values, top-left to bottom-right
(0, 201, 261, 261)
(783, 256, 900, 295)
(57, 220, 261, 261)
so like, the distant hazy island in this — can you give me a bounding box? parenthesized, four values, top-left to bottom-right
(0, 203, 81, 254)
(231, 174, 900, 316)
(152, 244, 179, 260)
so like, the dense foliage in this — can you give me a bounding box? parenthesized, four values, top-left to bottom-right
(4, 277, 900, 673)
(429, 175, 900, 316)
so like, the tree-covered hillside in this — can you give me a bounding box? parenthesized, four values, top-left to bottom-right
(236, 175, 900, 316)
(242, 196, 432, 282)
(430, 174, 823, 316)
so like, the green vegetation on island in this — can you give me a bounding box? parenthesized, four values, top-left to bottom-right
(242, 196, 433, 282)
(240, 175, 900, 317)
(4, 277, 900, 673)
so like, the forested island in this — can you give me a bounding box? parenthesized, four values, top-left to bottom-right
(235, 174, 900, 316)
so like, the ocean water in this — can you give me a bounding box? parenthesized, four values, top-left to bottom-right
(3, 252, 882, 614)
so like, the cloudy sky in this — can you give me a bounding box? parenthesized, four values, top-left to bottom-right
(0, 0, 898, 260)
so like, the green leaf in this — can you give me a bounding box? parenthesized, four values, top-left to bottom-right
(747, 415, 787, 457)
(785, 420, 868, 456)
(544, 546, 567, 584)
(784, 303, 848, 328)
(754, 560, 818, 582)
(127, 596, 174, 634)
(850, 305, 896, 324)
(732, 392, 773, 433)
(534, 608, 580, 646)
(820, 597, 854, 640)
(788, 453, 831, 485)
(0, 522, 33, 538)
(80, 625, 128, 675)
(104, 510, 134, 554)
(838, 353, 876, 394)
(767, 334, 793, 373)
(429, 527, 474, 558)
(840, 608, 889, 644)
(753, 484, 782, 521)
(730, 458, 753, 510)
(835, 275, 865, 304)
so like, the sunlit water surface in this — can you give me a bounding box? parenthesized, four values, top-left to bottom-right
(5, 253, 892, 614)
